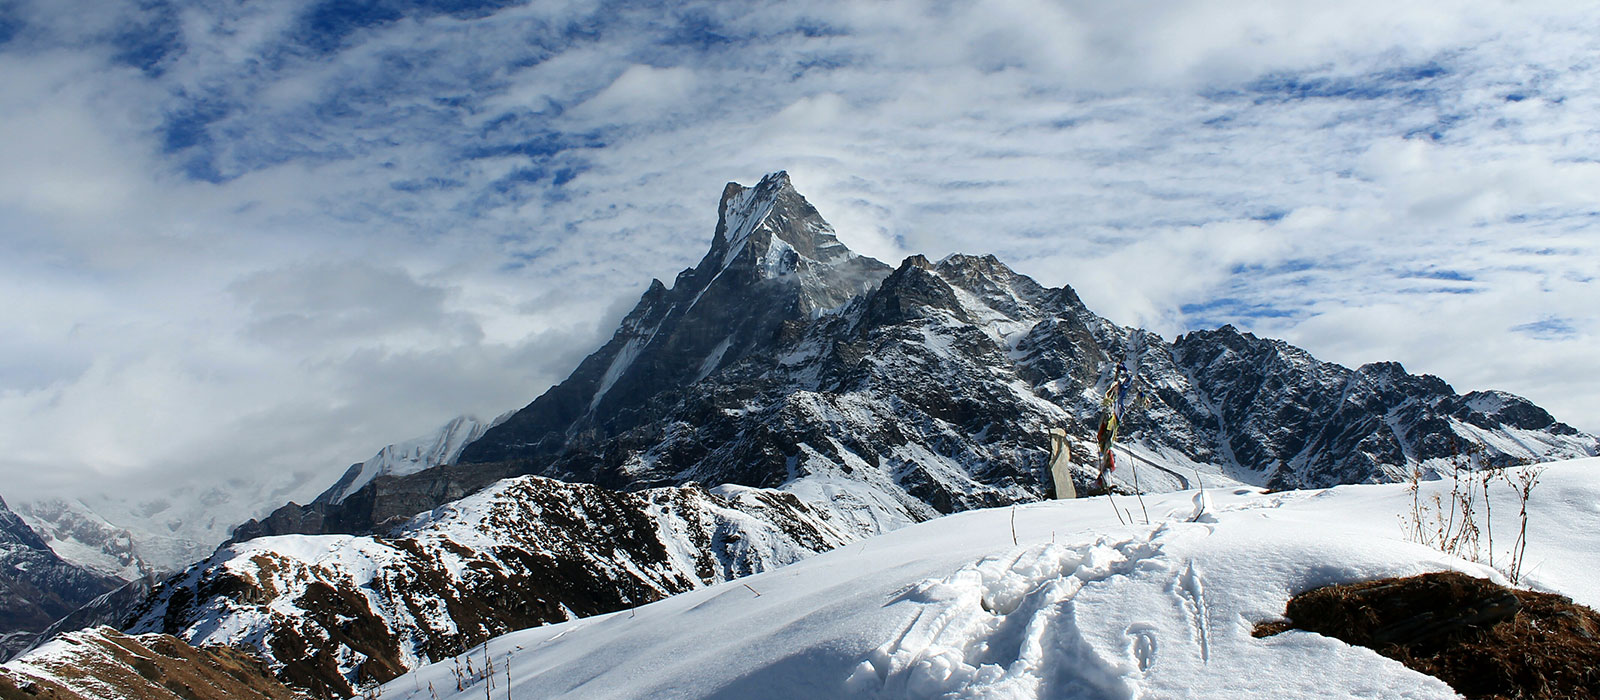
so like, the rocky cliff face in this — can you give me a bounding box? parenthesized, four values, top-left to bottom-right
(459, 171, 893, 465)
(1168, 327, 1593, 489)
(129, 476, 863, 698)
(0, 495, 123, 661)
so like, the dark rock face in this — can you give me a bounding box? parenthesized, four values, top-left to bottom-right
(0, 495, 123, 661)
(1169, 327, 1593, 489)
(460, 171, 893, 466)
(232, 172, 1598, 545)
(131, 476, 860, 699)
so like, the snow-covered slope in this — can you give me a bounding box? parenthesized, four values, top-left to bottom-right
(12, 498, 146, 581)
(378, 457, 1600, 700)
(125, 476, 868, 698)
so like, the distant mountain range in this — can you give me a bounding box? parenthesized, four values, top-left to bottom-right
(5, 172, 1595, 695)
(0, 495, 122, 660)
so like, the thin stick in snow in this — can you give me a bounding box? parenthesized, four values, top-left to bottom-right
(1010, 506, 1018, 546)
(1130, 457, 1150, 524)
(743, 583, 762, 597)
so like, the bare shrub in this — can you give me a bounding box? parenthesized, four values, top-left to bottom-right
(1401, 443, 1544, 585)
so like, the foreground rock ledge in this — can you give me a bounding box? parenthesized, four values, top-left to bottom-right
(1255, 571, 1600, 699)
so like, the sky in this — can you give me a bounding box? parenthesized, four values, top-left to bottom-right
(1, 0, 1596, 503)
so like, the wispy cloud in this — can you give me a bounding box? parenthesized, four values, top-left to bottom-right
(1, 0, 1597, 501)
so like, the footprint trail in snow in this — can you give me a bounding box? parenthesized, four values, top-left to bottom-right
(847, 521, 1215, 699)
(845, 511, 1460, 700)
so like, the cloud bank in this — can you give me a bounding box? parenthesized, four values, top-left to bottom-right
(1, 0, 1596, 504)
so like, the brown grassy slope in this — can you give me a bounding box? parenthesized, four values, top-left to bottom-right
(0, 627, 306, 700)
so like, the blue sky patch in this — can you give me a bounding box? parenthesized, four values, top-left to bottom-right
(292, 0, 526, 55)
(110, 2, 184, 76)
(160, 99, 227, 153)
(0, 7, 22, 46)
(391, 177, 465, 192)
(661, 10, 741, 51)
(1228, 258, 1320, 276)
(1402, 269, 1474, 281)
(1512, 317, 1580, 340)
(1396, 285, 1483, 295)
(294, 0, 405, 54)
(1181, 297, 1302, 329)
(1239, 60, 1450, 106)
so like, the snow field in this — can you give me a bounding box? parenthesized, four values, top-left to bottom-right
(377, 457, 1599, 700)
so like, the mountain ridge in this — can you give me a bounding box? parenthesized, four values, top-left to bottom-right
(46, 171, 1594, 698)
(231, 172, 1597, 546)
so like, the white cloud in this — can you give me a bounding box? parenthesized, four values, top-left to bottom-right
(568, 64, 699, 124)
(1, 0, 1598, 511)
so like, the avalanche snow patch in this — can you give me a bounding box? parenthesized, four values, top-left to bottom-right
(377, 457, 1600, 700)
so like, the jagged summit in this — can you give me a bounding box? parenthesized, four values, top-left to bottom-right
(0, 495, 48, 553)
(682, 170, 887, 315)
(456, 173, 892, 465)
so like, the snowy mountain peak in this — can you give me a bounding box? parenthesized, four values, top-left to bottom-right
(453, 174, 892, 465)
(712, 170, 793, 252)
(11, 499, 145, 581)
(1, 493, 122, 661)
(314, 412, 513, 506)
(0, 495, 48, 553)
(698, 171, 882, 312)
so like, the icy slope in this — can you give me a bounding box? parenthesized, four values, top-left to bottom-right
(11, 497, 146, 581)
(378, 457, 1600, 700)
(125, 476, 866, 698)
